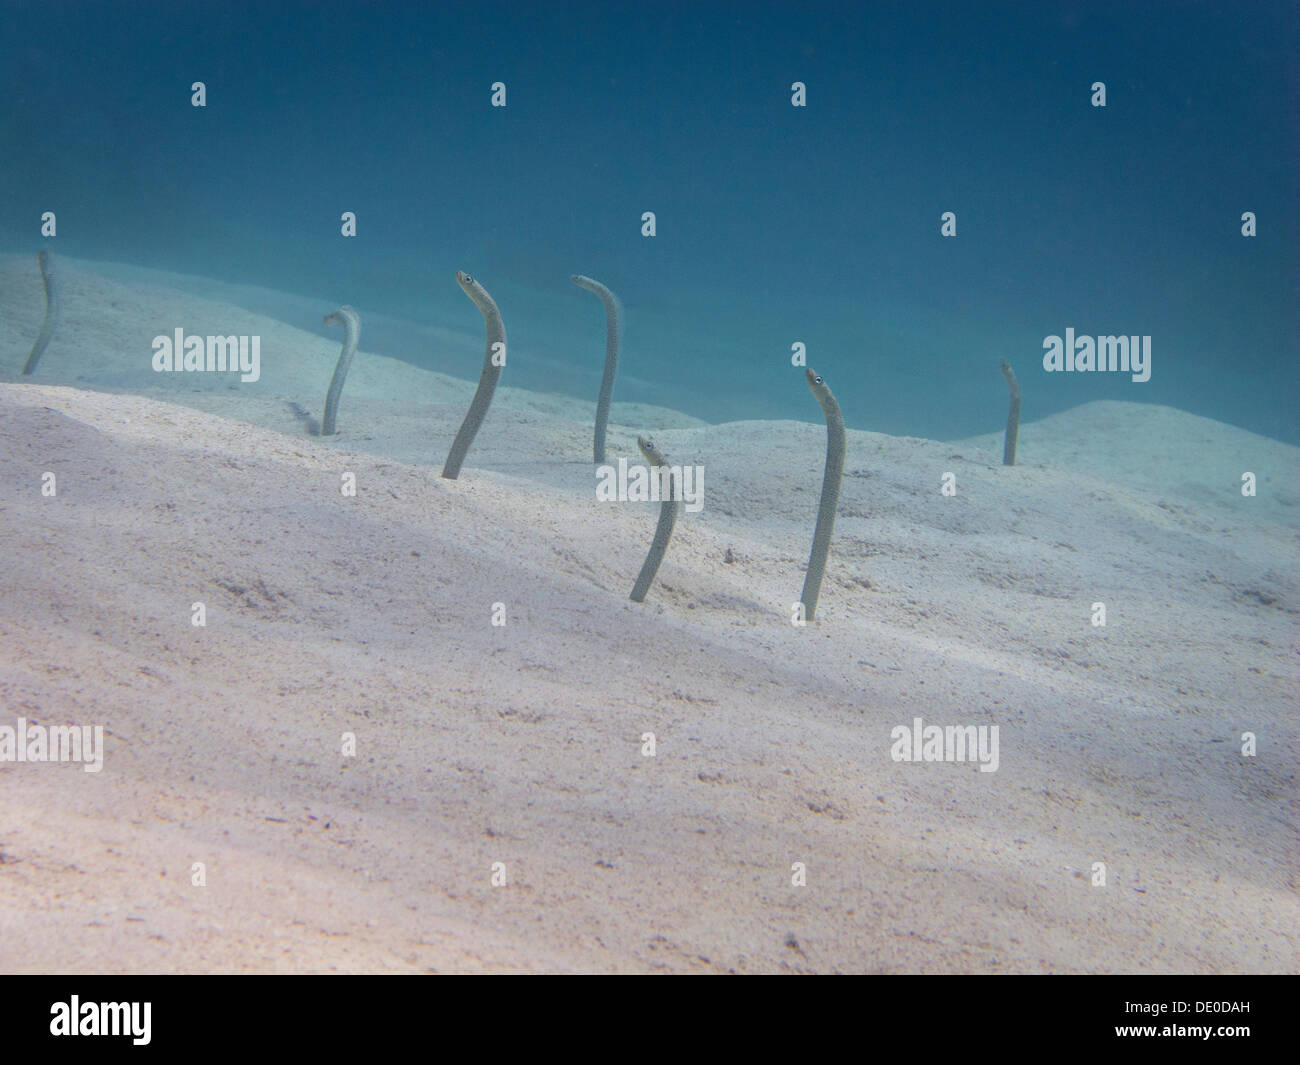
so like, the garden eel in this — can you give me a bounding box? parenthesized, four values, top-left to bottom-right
(570, 274, 622, 463)
(442, 270, 506, 479)
(800, 369, 845, 622)
(21, 250, 61, 375)
(1000, 358, 1020, 466)
(321, 305, 360, 436)
(629, 435, 680, 603)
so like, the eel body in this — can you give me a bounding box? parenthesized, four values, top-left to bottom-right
(442, 271, 506, 479)
(21, 250, 61, 375)
(321, 305, 361, 436)
(799, 369, 845, 621)
(629, 435, 680, 603)
(1000, 358, 1021, 466)
(571, 274, 622, 464)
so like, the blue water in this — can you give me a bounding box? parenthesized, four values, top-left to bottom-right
(2, 0, 1296, 442)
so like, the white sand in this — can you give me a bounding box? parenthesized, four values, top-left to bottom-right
(0, 256, 1296, 973)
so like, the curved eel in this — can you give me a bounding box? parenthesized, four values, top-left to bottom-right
(442, 270, 506, 479)
(21, 250, 61, 375)
(799, 369, 845, 621)
(321, 305, 361, 436)
(571, 274, 622, 464)
(629, 435, 680, 603)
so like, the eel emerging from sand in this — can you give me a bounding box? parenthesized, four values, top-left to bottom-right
(800, 369, 845, 622)
(570, 274, 622, 464)
(630, 435, 680, 603)
(1000, 358, 1021, 466)
(442, 271, 506, 480)
(21, 250, 61, 375)
(321, 305, 360, 436)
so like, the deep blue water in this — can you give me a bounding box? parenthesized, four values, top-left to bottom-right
(2, 0, 1296, 442)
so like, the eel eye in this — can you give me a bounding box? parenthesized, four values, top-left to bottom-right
(814, 376, 824, 385)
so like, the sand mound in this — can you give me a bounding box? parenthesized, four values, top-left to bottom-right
(0, 372, 1294, 972)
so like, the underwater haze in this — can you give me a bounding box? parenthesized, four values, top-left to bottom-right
(1, 0, 1295, 442)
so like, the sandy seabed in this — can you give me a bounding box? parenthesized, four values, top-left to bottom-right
(0, 256, 1296, 973)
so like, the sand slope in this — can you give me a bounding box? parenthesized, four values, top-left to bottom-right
(0, 258, 1296, 973)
